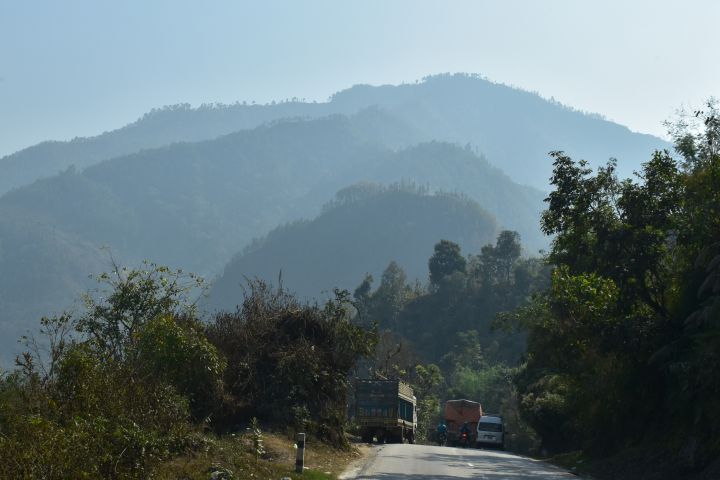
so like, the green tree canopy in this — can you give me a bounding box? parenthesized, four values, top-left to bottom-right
(513, 101, 720, 470)
(429, 240, 467, 286)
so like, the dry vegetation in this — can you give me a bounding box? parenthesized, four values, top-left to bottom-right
(155, 431, 363, 480)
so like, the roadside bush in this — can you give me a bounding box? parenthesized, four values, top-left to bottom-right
(0, 264, 220, 479)
(134, 314, 226, 421)
(207, 280, 377, 445)
(0, 348, 193, 479)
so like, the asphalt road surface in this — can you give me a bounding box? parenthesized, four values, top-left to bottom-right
(342, 444, 578, 479)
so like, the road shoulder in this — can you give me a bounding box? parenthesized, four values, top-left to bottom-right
(339, 444, 379, 479)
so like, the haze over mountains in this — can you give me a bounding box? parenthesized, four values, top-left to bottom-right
(1, 74, 667, 195)
(0, 74, 669, 364)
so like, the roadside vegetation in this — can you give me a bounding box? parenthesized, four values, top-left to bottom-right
(0, 263, 374, 478)
(156, 431, 355, 480)
(508, 103, 720, 477)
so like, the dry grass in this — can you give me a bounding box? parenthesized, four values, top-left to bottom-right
(153, 430, 363, 479)
(263, 432, 363, 477)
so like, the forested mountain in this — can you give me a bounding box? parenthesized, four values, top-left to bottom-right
(330, 75, 670, 187)
(0, 111, 543, 364)
(0, 74, 667, 194)
(0, 102, 328, 195)
(207, 185, 498, 310)
(0, 206, 106, 356)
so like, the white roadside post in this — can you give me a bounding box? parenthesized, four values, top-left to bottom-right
(295, 432, 306, 473)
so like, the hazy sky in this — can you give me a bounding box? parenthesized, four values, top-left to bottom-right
(1, 0, 718, 157)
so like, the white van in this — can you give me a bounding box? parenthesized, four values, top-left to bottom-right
(476, 415, 504, 449)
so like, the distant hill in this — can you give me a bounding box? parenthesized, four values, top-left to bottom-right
(207, 185, 498, 311)
(327, 74, 669, 186)
(0, 205, 106, 364)
(0, 73, 668, 194)
(338, 141, 544, 250)
(0, 102, 329, 195)
(0, 111, 544, 364)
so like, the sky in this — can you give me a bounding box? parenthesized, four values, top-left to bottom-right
(1, 0, 718, 157)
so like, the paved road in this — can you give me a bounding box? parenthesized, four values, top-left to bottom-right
(342, 444, 578, 479)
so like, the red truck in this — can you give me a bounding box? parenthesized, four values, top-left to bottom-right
(444, 399, 483, 446)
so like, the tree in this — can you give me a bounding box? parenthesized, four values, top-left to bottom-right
(134, 314, 225, 420)
(429, 240, 467, 286)
(353, 273, 374, 325)
(440, 330, 487, 371)
(206, 281, 377, 444)
(411, 363, 444, 441)
(77, 260, 204, 361)
(472, 230, 522, 286)
(494, 231, 522, 284)
(370, 262, 413, 330)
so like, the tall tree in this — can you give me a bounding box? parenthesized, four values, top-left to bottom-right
(372, 262, 412, 330)
(472, 230, 522, 286)
(429, 240, 467, 286)
(494, 231, 522, 284)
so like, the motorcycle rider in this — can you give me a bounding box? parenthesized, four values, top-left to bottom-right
(459, 421, 471, 446)
(437, 421, 448, 445)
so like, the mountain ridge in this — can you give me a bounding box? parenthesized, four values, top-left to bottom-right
(0, 73, 669, 194)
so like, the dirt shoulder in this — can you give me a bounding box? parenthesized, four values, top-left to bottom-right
(263, 433, 367, 478)
(338, 443, 376, 479)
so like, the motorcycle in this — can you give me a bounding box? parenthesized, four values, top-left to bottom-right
(437, 431, 447, 446)
(459, 431, 470, 448)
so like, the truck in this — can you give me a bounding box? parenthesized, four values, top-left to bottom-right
(355, 379, 417, 444)
(444, 399, 483, 446)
